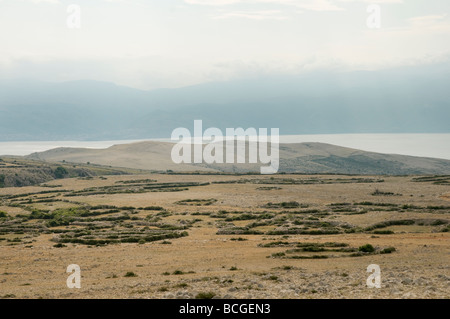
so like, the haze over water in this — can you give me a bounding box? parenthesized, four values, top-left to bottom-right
(1, 133, 449, 160)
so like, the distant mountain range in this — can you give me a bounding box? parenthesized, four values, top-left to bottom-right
(26, 141, 450, 175)
(1, 62, 450, 141)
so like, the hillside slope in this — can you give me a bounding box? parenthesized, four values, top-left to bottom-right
(26, 141, 450, 175)
(0, 157, 145, 188)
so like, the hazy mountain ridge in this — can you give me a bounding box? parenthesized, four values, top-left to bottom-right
(26, 141, 450, 175)
(1, 63, 450, 141)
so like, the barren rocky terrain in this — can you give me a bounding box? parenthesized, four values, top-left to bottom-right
(0, 170, 449, 299)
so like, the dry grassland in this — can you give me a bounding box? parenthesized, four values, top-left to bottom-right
(0, 174, 449, 299)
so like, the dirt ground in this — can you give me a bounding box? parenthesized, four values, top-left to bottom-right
(0, 174, 449, 299)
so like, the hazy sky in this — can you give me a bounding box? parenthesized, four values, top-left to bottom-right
(1, 0, 449, 89)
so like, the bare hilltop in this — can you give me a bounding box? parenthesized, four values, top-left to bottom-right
(26, 141, 450, 175)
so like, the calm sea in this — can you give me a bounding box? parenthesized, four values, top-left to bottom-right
(0, 133, 449, 160)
